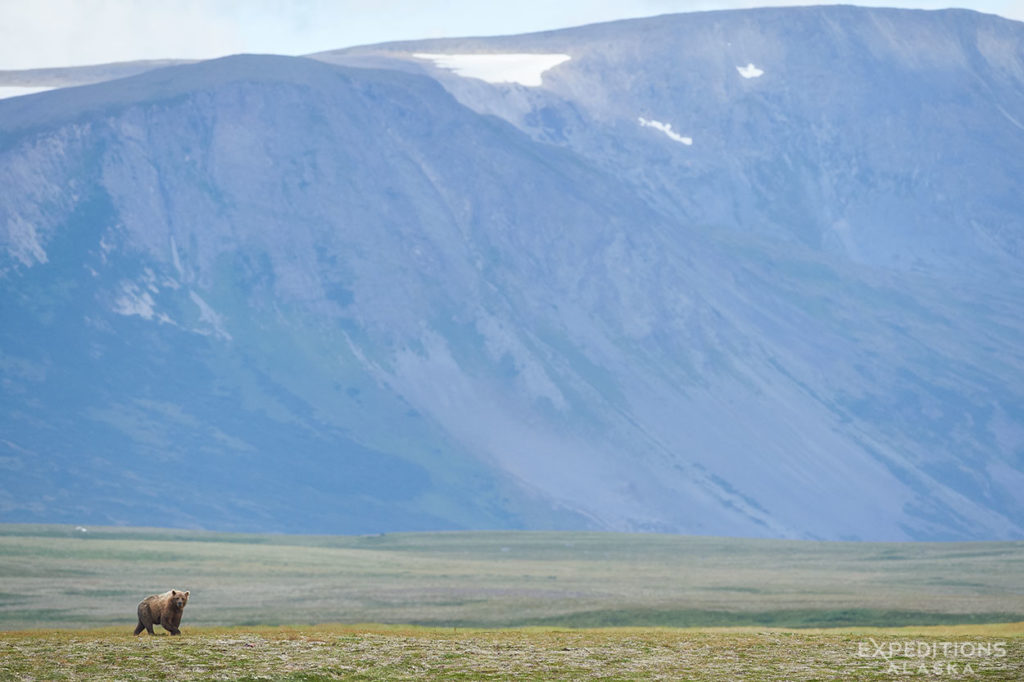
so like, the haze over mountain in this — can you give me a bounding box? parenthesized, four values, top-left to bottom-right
(2, 6, 1022, 540)
(0, 59, 194, 88)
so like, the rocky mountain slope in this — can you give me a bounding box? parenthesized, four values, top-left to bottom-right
(2, 7, 1023, 539)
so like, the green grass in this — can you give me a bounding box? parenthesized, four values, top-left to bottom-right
(2, 526, 1023, 678)
(515, 607, 1024, 629)
(1, 624, 1021, 680)
(0, 525, 1022, 631)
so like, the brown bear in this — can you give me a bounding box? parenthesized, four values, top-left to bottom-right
(134, 589, 190, 635)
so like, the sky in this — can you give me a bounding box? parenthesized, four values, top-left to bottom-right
(0, 0, 1022, 70)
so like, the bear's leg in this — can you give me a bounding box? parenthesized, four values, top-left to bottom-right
(165, 612, 183, 635)
(134, 620, 145, 635)
(139, 605, 155, 635)
(161, 618, 181, 635)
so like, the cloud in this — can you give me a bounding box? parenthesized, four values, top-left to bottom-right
(0, 0, 244, 69)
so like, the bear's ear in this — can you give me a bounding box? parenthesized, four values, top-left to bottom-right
(184, 591, 190, 597)
(171, 590, 177, 595)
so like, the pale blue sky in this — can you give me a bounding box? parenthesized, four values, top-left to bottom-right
(0, 0, 1021, 70)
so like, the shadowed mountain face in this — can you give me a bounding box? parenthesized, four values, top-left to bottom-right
(2, 7, 1023, 539)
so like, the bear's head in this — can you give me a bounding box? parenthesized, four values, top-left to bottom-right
(170, 590, 190, 610)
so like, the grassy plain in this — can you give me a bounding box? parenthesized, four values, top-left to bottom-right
(1, 524, 1023, 630)
(1, 623, 1022, 680)
(1, 525, 1022, 679)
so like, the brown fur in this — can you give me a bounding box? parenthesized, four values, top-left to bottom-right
(134, 589, 190, 635)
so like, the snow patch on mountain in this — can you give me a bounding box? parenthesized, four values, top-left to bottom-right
(189, 290, 232, 340)
(737, 63, 765, 78)
(5, 216, 48, 266)
(113, 282, 157, 320)
(638, 117, 692, 145)
(170, 236, 185, 279)
(996, 104, 1024, 132)
(412, 53, 571, 86)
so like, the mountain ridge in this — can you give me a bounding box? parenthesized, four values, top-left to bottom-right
(2, 7, 1023, 540)
(319, 5, 1024, 273)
